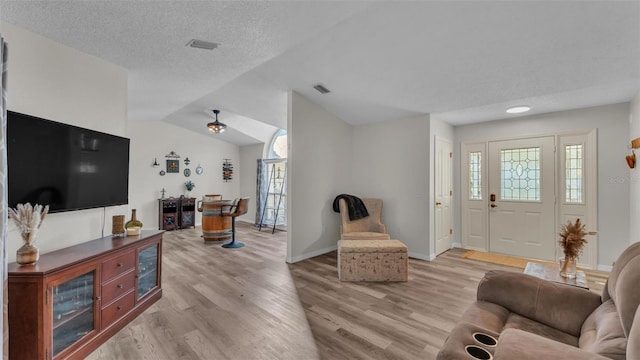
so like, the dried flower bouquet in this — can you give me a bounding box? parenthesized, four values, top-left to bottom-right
(9, 203, 49, 245)
(558, 218, 587, 260)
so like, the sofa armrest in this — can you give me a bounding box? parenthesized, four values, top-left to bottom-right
(494, 329, 609, 360)
(477, 270, 601, 336)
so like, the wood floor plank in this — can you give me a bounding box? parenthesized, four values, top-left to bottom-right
(86, 223, 608, 360)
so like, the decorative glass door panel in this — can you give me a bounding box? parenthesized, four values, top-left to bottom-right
(488, 136, 556, 261)
(52, 270, 96, 357)
(500, 147, 540, 201)
(138, 244, 159, 299)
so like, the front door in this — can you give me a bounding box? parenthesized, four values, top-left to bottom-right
(488, 136, 556, 261)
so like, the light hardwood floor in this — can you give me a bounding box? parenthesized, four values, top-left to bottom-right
(88, 223, 608, 360)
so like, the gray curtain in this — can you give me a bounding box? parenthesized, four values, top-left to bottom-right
(1, 35, 8, 360)
(255, 159, 268, 226)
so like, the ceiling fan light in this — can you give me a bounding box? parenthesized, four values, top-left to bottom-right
(207, 109, 227, 134)
(207, 122, 226, 133)
(506, 105, 531, 114)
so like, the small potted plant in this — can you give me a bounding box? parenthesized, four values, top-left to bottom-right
(558, 218, 587, 278)
(9, 203, 49, 265)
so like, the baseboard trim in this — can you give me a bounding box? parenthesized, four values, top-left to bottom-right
(409, 252, 435, 261)
(287, 245, 337, 264)
(461, 245, 488, 252)
(597, 264, 612, 272)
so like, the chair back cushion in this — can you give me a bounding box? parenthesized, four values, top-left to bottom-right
(233, 197, 250, 217)
(601, 242, 640, 336)
(627, 304, 640, 360)
(579, 299, 626, 359)
(339, 198, 385, 234)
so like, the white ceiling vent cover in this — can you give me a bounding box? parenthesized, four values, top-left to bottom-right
(186, 39, 219, 50)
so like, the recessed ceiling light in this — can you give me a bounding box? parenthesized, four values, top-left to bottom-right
(506, 105, 531, 114)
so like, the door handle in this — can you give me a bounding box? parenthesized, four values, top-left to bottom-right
(490, 203, 498, 208)
(435, 202, 442, 206)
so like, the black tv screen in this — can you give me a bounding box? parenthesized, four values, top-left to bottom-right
(7, 111, 130, 213)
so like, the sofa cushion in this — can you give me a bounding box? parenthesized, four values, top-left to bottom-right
(504, 312, 578, 347)
(627, 304, 640, 360)
(459, 301, 579, 347)
(602, 242, 640, 303)
(579, 299, 626, 360)
(494, 329, 609, 360)
(477, 270, 601, 336)
(341, 232, 391, 240)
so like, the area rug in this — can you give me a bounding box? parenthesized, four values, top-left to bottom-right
(461, 250, 557, 269)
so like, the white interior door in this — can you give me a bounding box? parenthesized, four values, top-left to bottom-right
(488, 136, 556, 261)
(435, 137, 453, 256)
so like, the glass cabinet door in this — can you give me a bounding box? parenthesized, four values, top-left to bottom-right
(51, 270, 96, 357)
(137, 244, 159, 299)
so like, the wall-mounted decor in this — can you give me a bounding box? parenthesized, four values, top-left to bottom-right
(184, 157, 191, 166)
(626, 151, 636, 169)
(223, 159, 233, 182)
(165, 151, 180, 173)
(159, 170, 166, 176)
(196, 164, 203, 175)
(627, 137, 640, 169)
(166, 159, 179, 173)
(165, 151, 180, 159)
(152, 158, 159, 167)
(184, 168, 191, 177)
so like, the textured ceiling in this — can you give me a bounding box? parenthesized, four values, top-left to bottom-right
(1, 1, 639, 145)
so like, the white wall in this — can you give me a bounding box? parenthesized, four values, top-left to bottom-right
(351, 116, 431, 259)
(128, 121, 240, 230)
(454, 103, 631, 268)
(629, 92, 640, 244)
(287, 91, 352, 262)
(238, 143, 264, 223)
(1, 22, 128, 261)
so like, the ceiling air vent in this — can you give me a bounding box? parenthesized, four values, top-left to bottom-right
(313, 84, 331, 94)
(186, 39, 219, 50)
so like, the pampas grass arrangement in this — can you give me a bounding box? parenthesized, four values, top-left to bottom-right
(559, 218, 587, 260)
(10, 203, 49, 265)
(9, 203, 49, 245)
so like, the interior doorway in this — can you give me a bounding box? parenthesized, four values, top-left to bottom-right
(435, 136, 453, 256)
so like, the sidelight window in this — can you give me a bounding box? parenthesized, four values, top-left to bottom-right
(565, 144, 583, 203)
(469, 152, 482, 200)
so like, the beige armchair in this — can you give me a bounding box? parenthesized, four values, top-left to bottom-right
(437, 241, 640, 360)
(338, 198, 390, 240)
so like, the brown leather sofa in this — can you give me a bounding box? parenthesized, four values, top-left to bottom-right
(437, 242, 640, 359)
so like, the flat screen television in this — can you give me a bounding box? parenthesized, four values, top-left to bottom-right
(7, 111, 130, 213)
